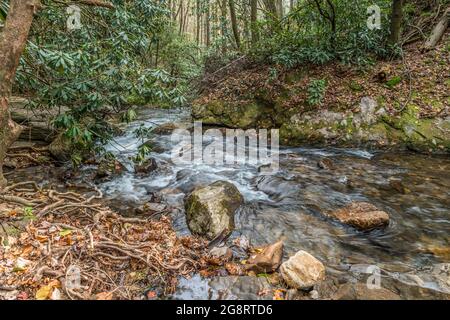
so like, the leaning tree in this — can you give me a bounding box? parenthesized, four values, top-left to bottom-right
(0, 0, 113, 189)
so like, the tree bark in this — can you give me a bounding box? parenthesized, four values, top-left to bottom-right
(220, 0, 228, 53)
(389, 0, 403, 45)
(205, 2, 211, 47)
(229, 0, 241, 49)
(196, 0, 201, 44)
(0, 0, 41, 189)
(263, 0, 278, 21)
(250, 0, 259, 44)
(422, 8, 449, 51)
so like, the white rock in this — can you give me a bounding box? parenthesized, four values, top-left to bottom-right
(51, 288, 61, 300)
(210, 246, 232, 259)
(310, 290, 319, 300)
(15, 257, 31, 269)
(280, 250, 326, 290)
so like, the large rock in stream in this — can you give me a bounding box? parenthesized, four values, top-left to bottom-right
(184, 181, 244, 240)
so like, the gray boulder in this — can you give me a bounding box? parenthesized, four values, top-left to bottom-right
(184, 181, 244, 240)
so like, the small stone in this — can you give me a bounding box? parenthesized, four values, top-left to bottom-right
(210, 246, 233, 260)
(95, 159, 126, 180)
(389, 179, 407, 194)
(280, 250, 326, 290)
(286, 289, 302, 300)
(233, 236, 250, 251)
(245, 240, 284, 274)
(309, 290, 319, 300)
(50, 288, 61, 300)
(134, 158, 158, 175)
(317, 158, 334, 170)
(152, 123, 177, 135)
(15, 257, 31, 270)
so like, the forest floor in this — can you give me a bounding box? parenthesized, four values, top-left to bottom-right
(197, 40, 449, 120)
(0, 181, 214, 300)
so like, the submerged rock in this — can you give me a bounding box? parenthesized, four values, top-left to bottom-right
(280, 250, 326, 290)
(317, 158, 334, 170)
(184, 181, 244, 240)
(327, 202, 390, 230)
(245, 240, 284, 274)
(332, 283, 401, 300)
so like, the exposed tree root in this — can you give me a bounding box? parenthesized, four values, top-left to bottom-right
(0, 182, 213, 300)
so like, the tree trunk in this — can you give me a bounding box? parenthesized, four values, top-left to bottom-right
(389, 0, 403, 45)
(0, 0, 41, 189)
(250, 0, 259, 44)
(220, 0, 228, 53)
(229, 0, 241, 49)
(263, 0, 278, 20)
(196, 0, 201, 44)
(423, 8, 449, 51)
(277, 0, 283, 18)
(205, 2, 211, 47)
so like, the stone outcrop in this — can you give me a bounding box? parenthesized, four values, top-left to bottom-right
(192, 93, 450, 154)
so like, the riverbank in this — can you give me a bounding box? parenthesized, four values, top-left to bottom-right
(192, 40, 450, 153)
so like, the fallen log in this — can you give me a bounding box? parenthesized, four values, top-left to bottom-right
(422, 8, 449, 51)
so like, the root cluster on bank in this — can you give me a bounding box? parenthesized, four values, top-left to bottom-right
(0, 182, 210, 300)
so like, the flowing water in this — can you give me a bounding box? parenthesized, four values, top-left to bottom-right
(8, 107, 450, 299)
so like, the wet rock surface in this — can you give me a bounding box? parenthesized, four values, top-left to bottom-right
(134, 158, 158, 175)
(327, 202, 390, 230)
(173, 275, 274, 300)
(245, 241, 284, 274)
(332, 283, 401, 300)
(280, 250, 326, 289)
(184, 181, 244, 239)
(95, 159, 126, 180)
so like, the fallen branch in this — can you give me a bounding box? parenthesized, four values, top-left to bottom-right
(422, 8, 450, 51)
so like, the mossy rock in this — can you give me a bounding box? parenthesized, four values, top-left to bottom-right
(184, 181, 244, 240)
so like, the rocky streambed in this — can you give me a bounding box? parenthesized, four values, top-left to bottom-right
(6, 107, 450, 300)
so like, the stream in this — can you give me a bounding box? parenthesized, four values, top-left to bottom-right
(8, 107, 450, 300)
